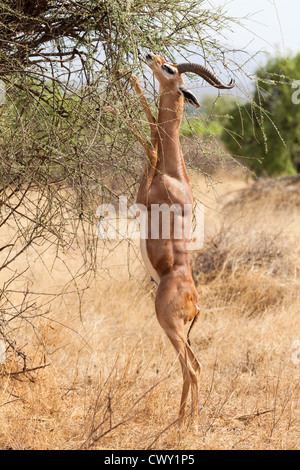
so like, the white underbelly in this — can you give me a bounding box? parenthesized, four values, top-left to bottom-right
(140, 238, 160, 284)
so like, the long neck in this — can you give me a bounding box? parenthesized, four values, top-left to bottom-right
(156, 90, 188, 180)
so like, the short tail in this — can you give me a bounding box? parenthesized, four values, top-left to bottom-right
(187, 305, 201, 346)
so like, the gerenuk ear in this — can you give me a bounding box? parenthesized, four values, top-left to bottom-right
(179, 85, 200, 108)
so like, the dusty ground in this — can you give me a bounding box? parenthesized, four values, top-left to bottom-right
(0, 169, 299, 450)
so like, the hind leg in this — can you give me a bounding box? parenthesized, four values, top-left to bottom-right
(155, 275, 202, 427)
(179, 361, 190, 419)
(185, 341, 202, 426)
(156, 312, 201, 426)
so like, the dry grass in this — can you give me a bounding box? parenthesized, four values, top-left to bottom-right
(0, 171, 300, 450)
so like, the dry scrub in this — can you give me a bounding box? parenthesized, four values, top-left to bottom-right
(0, 173, 299, 450)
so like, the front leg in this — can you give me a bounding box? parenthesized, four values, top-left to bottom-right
(129, 74, 157, 149)
(103, 104, 154, 156)
(103, 103, 157, 200)
(128, 74, 158, 194)
(104, 72, 158, 195)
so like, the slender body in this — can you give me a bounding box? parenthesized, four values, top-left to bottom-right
(111, 53, 234, 426)
(137, 54, 202, 424)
